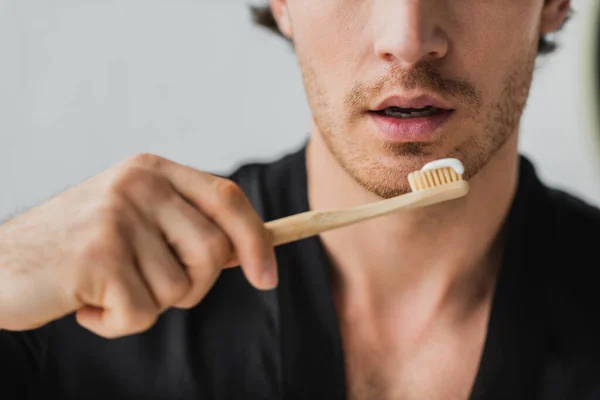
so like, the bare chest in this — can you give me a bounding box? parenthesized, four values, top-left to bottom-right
(341, 324, 488, 400)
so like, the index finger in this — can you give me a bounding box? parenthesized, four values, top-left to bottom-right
(147, 156, 278, 290)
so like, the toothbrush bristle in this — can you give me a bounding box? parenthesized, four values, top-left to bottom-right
(408, 167, 462, 192)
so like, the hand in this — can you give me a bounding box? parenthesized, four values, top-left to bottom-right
(0, 153, 277, 338)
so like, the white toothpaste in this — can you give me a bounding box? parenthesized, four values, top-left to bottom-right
(420, 158, 464, 175)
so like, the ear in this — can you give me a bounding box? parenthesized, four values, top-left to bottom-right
(539, 0, 571, 34)
(270, 0, 293, 39)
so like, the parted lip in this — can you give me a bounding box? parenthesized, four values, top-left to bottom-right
(372, 94, 454, 111)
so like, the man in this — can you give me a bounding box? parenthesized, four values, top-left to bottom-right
(1, 0, 597, 398)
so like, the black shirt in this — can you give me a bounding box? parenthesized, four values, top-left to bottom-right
(2, 145, 600, 399)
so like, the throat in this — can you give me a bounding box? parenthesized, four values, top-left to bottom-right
(335, 265, 498, 400)
(326, 220, 506, 334)
(339, 303, 492, 400)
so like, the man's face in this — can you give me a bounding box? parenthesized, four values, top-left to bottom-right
(274, 0, 567, 198)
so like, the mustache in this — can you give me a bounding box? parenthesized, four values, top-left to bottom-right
(345, 63, 482, 116)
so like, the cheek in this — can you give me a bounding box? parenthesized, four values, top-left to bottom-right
(289, 1, 369, 96)
(290, 0, 367, 50)
(447, 2, 540, 102)
(450, 1, 541, 48)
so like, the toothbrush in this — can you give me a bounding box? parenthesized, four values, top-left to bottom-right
(226, 158, 468, 267)
(267, 158, 467, 246)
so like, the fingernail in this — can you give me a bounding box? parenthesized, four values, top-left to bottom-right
(261, 258, 279, 289)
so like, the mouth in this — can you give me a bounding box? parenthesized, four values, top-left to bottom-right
(371, 105, 453, 119)
(367, 96, 456, 142)
(369, 94, 455, 119)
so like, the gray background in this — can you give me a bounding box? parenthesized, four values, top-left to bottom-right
(1, 0, 599, 219)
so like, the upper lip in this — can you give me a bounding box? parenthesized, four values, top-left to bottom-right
(372, 94, 454, 111)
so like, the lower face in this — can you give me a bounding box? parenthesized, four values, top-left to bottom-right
(289, 1, 542, 198)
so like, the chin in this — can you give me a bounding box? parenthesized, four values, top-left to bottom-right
(376, 140, 454, 167)
(342, 139, 477, 198)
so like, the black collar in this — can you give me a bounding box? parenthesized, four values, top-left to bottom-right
(272, 148, 553, 399)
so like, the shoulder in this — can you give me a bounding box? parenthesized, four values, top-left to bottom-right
(226, 145, 306, 191)
(535, 183, 600, 268)
(225, 144, 308, 221)
(546, 187, 600, 234)
(537, 185, 600, 312)
(518, 156, 600, 258)
(521, 160, 600, 355)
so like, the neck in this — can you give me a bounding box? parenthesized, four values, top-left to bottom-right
(305, 129, 519, 320)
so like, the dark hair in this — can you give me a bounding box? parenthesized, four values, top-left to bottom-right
(250, 6, 572, 56)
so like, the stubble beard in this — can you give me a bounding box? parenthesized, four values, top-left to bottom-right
(298, 45, 538, 199)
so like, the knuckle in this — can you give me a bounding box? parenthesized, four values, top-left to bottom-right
(109, 166, 152, 194)
(214, 179, 246, 206)
(109, 166, 173, 205)
(197, 229, 231, 267)
(174, 266, 220, 309)
(203, 228, 231, 255)
(83, 224, 125, 263)
(157, 272, 190, 306)
(127, 152, 164, 170)
(80, 222, 130, 278)
(175, 285, 213, 310)
(96, 196, 134, 227)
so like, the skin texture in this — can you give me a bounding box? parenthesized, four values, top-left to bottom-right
(0, 154, 278, 337)
(272, 0, 569, 198)
(0, 0, 571, 398)
(267, 0, 571, 398)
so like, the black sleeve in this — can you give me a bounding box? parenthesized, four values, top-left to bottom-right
(0, 328, 46, 399)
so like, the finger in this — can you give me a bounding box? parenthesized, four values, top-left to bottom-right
(108, 165, 231, 302)
(75, 259, 159, 339)
(137, 157, 278, 290)
(123, 155, 277, 290)
(138, 194, 230, 309)
(129, 213, 192, 311)
(185, 178, 277, 290)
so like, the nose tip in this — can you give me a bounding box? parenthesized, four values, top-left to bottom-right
(375, 27, 448, 66)
(373, 5, 448, 66)
(375, 34, 447, 65)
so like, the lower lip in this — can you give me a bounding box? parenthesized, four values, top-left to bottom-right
(369, 110, 454, 142)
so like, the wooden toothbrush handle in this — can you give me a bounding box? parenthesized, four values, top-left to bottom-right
(264, 210, 344, 246)
(223, 180, 468, 268)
